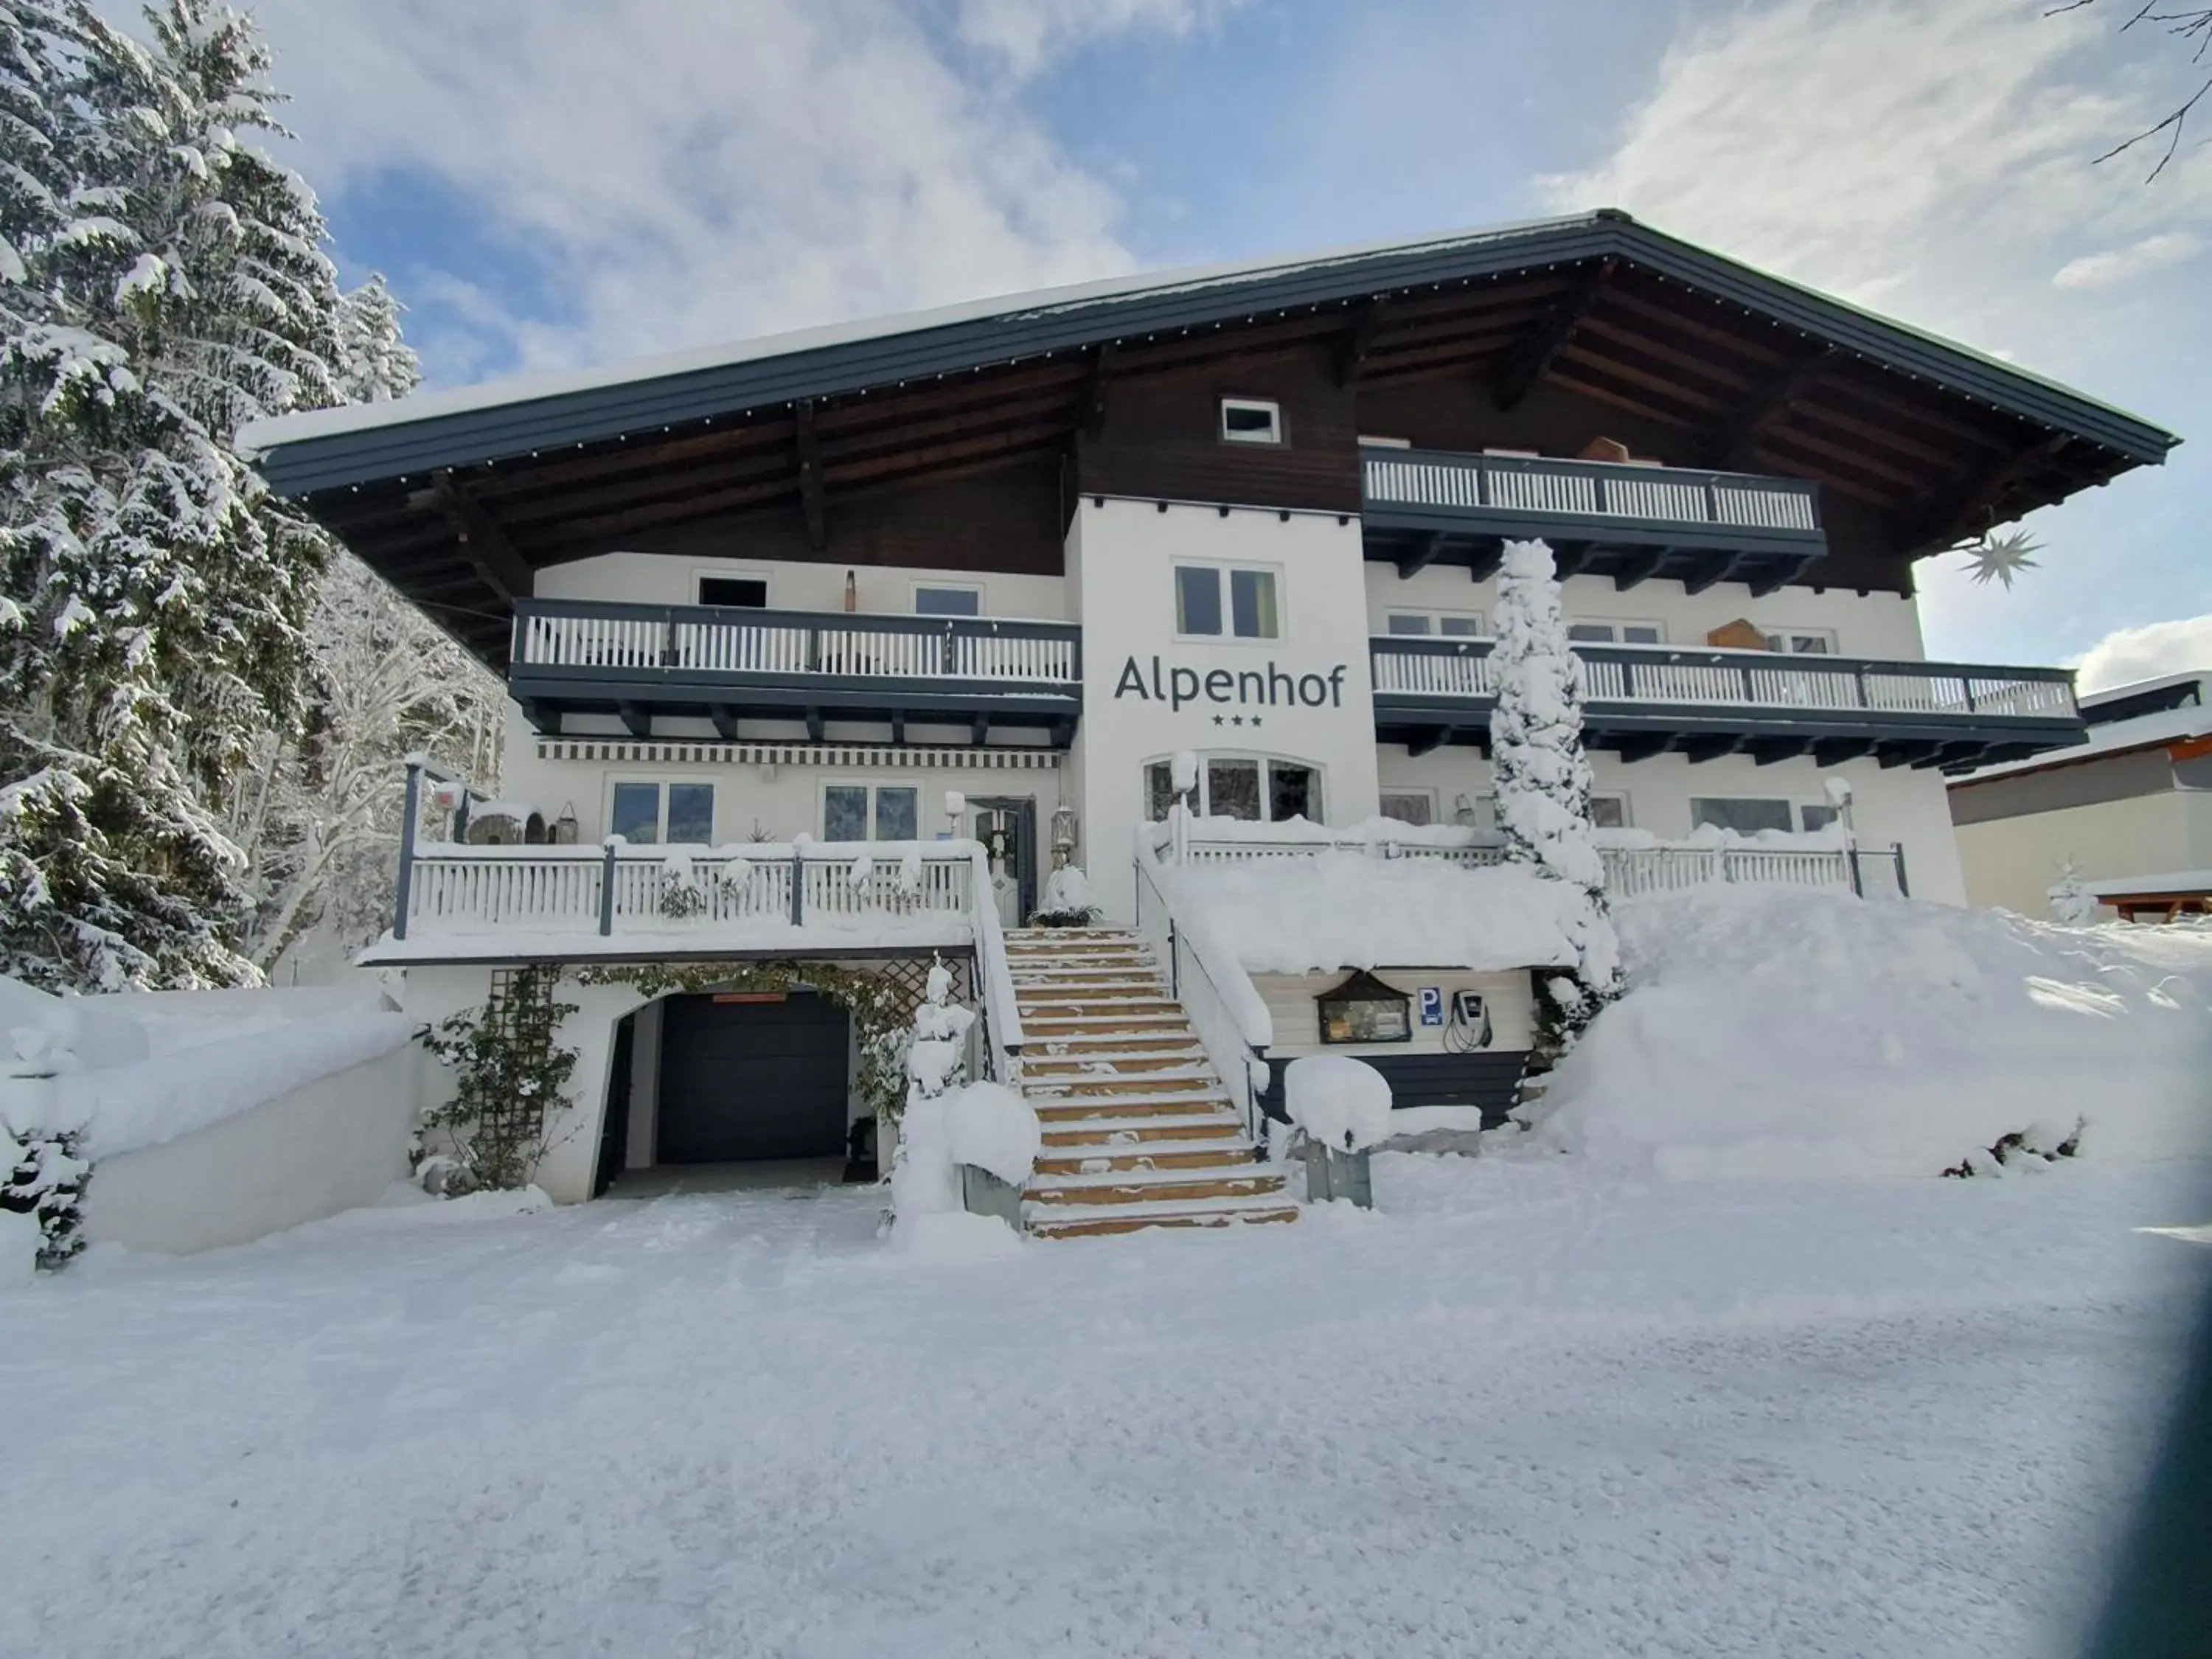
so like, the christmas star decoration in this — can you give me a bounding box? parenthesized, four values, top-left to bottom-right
(1958, 529, 2042, 590)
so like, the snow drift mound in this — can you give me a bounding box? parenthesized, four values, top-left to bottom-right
(1539, 886, 2212, 1179)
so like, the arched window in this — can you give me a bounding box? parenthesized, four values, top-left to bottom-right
(1143, 754, 1321, 824)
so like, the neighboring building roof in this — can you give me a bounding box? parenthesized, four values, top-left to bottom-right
(1950, 671, 2212, 787)
(2082, 870, 2212, 900)
(243, 209, 2179, 495)
(2081, 670, 2208, 727)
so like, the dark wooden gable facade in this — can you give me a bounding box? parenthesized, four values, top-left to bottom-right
(249, 211, 2177, 669)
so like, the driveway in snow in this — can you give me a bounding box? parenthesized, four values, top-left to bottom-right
(7, 1154, 2208, 1658)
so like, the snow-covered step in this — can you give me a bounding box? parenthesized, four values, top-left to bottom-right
(1025, 1194, 1301, 1239)
(1032, 1093, 1230, 1121)
(1038, 1114, 1242, 1144)
(1023, 1048, 1212, 1068)
(1029, 1035, 1203, 1057)
(1028, 1169, 1288, 1208)
(1009, 968, 1164, 985)
(1017, 998, 1180, 1018)
(1034, 1143, 1256, 1176)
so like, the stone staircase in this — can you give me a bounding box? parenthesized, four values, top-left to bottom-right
(1006, 927, 1297, 1239)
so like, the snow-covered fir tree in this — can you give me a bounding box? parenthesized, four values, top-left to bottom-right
(2047, 860, 2101, 927)
(0, 2, 448, 989)
(1488, 537, 1621, 1033)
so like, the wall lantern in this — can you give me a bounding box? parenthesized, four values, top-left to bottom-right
(1315, 970, 1413, 1046)
(1050, 802, 1078, 869)
(552, 804, 580, 846)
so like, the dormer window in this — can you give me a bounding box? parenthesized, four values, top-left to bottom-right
(1219, 397, 1283, 446)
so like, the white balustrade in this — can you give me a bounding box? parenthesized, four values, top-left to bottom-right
(515, 605, 1077, 686)
(1175, 833, 1857, 897)
(1361, 450, 1821, 532)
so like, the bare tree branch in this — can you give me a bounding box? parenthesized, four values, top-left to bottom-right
(2059, 0, 2212, 179)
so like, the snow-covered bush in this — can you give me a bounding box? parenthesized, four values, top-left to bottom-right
(2, 1124, 88, 1273)
(1489, 538, 1622, 1046)
(889, 961, 1036, 1250)
(2047, 861, 2101, 926)
(1032, 865, 1101, 928)
(1284, 1054, 1393, 1151)
(1941, 1120, 2083, 1179)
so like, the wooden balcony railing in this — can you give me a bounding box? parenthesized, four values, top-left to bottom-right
(1362, 448, 1824, 539)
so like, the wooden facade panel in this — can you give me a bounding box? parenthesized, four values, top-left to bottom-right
(1075, 342, 1361, 512)
(538, 453, 1068, 577)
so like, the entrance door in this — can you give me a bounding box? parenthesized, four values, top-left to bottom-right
(656, 992, 850, 1163)
(967, 797, 1037, 927)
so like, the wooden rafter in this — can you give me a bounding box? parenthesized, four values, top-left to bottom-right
(1902, 435, 2070, 553)
(1708, 346, 1840, 470)
(421, 470, 534, 602)
(1492, 259, 1614, 411)
(796, 398, 827, 550)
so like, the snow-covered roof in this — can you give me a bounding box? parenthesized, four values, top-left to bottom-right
(1948, 697, 2212, 785)
(2081, 869, 2212, 899)
(242, 209, 2179, 498)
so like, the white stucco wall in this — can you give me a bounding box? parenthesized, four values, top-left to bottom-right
(493, 717, 1065, 850)
(1071, 497, 1382, 918)
(1953, 790, 2212, 916)
(1377, 747, 1968, 905)
(1366, 567, 1930, 661)
(80, 1043, 431, 1256)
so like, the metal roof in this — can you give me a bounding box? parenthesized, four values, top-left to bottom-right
(246, 210, 2180, 498)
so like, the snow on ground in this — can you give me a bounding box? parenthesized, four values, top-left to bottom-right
(1, 978, 412, 1158)
(5, 1150, 2208, 1658)
(1543, 887, 2212, 1180)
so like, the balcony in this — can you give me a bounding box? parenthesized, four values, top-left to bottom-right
(1360, 446, 1826, 593)
(509, 599, 1082, 743)
(1371, 636, 2085, 770)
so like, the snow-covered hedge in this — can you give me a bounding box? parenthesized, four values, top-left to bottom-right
(1537, 886, 2212, 1179)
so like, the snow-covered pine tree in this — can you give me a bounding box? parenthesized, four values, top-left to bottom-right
(2048, 859, 2101, 927)
(0, 2, 357, 988)
(232, 274, 503, 973)
(1488, 537, 1621, 1039)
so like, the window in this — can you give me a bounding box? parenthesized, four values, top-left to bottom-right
(1386, 612, 1483, 637)
(609, 781, 715, 845)
(1175, 564, 1279, 640)
(698, 576, 767, 608)
(1568, 621, 1664, 645)
(1764, 629, 1836, 655)
(823, 784, 919, 842)
(1590, 793, 1630, 830)
(1144, 757, 1321, 823)
(1691, 797, 1793, 835)
(914, 584, 981, 617)
(1219, 397, 1283, 446)
(1380, 790, 1436, 827)
(1800, 802, 1842, 832)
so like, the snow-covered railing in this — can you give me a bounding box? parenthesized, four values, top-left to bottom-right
(394, 838, 984, 940)
(1152, 819, 1908, 900)
(1133, 821, 1276, 1150)
(967, 857, 1026, 1079)
(1362, 448, 1823, 536)
(1371, 636, 2079, 725)
(511, 599, 1080, 687)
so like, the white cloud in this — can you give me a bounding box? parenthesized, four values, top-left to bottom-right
(956, 0, 1239, 81)
(2053, 230, 2203, 288)
(1538, 0, 2211, 344)
(2073, 613, 2212, 692)
(243, 0, 1180, 383)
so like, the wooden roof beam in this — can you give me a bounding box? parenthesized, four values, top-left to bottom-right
(1903, 435, 2070, 554)
(1709, 346, 1841, 470)
(1337, 296, 1388, 386)
(796, 398, 827, 550)
(1493, 259, 1614, 411)
(422, 470, 534, 602)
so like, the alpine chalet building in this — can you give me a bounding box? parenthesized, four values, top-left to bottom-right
(244, 212, 2177, 1225)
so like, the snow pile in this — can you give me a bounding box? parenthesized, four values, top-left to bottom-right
(1540, 885, 2212, 1179)
(943, 1081, 1040, 1186)
(1161, 851, 1584, 973)
(1036, 864, 1099, 922)
(0, 977, 414, 1159)
(1284, 1054, 1394, 1150)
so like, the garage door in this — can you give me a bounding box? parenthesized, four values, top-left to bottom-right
(656, 992, 851, 1164)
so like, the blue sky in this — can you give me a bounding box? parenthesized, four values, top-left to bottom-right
(237, 0, 2209, 682)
